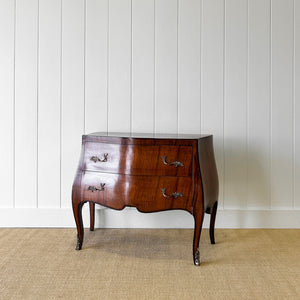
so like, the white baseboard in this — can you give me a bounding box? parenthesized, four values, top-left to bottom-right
(0, 207, 300, 228)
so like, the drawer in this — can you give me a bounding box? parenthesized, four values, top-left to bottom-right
(83, 142, 192, 177)
(81, 172, 193, 212)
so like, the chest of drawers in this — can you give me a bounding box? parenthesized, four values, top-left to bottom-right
(72, 133, 219, 266)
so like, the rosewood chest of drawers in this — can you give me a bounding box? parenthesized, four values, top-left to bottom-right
(72, 133, 219, 266)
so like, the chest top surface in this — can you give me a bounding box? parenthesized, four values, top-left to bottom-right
(83, 132, 212, 146)
(86, 132, 211, 139)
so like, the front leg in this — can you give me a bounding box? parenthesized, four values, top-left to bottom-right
(193, 209, 204, 266)
(72, 201, 85, 250)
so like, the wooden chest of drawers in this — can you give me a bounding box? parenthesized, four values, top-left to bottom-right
(72, 133, 219, 266)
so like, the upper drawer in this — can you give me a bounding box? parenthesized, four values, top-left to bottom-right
(83, 142, 192, 177)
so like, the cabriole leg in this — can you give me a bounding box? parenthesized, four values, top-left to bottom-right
(72, 201, 84, 250)
(193, 210, 204, 266)
(89, 202, 95, 231)
(209, 201, 218, 245)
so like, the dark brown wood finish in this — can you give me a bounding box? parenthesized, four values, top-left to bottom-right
(89, 202, 95, 231)
(209, 201, 218, 244)
(72, 132, 219, 265)
(81, 172, 193, 212)
(84, 143, 193, 177)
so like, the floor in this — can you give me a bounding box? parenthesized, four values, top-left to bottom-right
(0, 228, 299, 299)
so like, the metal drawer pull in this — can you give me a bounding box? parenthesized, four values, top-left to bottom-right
(90, 153, 108, 163)
(161, 156, 184, 167)
(161, 188, 183, 199)
(88, 183, 105, 192)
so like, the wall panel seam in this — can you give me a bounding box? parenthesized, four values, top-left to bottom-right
(267, 0, 271, 211)
(83, 0, 86, 134)
(13, 0, 16, 209)
(59, 0, 63, 209)
(36, 0, 40, 209)
(200, 0, 203, 134)
(246, 0, 249, 208)
(269, 0, 273, 210)
(130, 0, 133, 133)
(177, 0, 179, 134)
(106, 0, 109, 133)
(293, 0, 296, 208)
(154, 0, 156, 134)
(222, 0, 226, 210)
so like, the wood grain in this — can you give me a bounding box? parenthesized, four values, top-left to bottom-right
(83, 142, 192, 176)
(81, 172, 193, 212)
(72, 133, 219, 265)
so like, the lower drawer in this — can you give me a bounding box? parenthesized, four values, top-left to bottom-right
(80, 172, 193, 212)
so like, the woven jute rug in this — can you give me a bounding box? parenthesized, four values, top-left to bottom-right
(0, 228, 299, 299)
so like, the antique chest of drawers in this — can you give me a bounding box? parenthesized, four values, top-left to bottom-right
(72, 133, 219, 266)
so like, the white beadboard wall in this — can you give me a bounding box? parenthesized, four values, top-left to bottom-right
(0, 0, 299, 228)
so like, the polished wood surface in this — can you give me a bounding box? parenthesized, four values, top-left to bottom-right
(87, 132, 211, 139)
(72, 133, 219, 266)
(83, 143, 192, 176)
(198, 137, 219, 214)
(81, 172, 193, 212)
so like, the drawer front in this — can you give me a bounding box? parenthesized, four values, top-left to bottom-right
(81, 172, 192, 212)
(83, 142, 192, 177)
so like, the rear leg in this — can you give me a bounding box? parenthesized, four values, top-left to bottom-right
(89, 202, 95, 231)
(209, 201, 218, 245)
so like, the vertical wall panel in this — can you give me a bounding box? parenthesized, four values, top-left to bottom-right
(247, 0, 270, 209)
(15, 0, 38, 208)
(178, 0, 200, 134)
(0, 0, 14, 207)
(38, 0, 61, 208)
(61, 0, 85, 208)
(155, 0, 178, 134)
(132, 0, 155, 133)
(296, 0, 300, 208)
(224, 0, 248, 209)
(1, 0, 300, 226)
(108, 0, 131, 132)
(201, 0, 224, 208)
(85, 0, 108, 134)
(271, 0, 294, 208)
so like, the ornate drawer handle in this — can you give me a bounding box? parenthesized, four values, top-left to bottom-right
(88, 183, 105, 192)
(161, 188, 183, 199)
(90, 153, 108, 163)
(161, 156, 184, 167)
